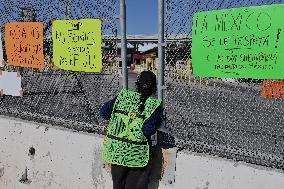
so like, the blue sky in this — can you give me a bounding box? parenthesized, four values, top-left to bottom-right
(124, 0, 158, 35)
(118, 0, 284, 35)
(0, 0, 158, 35)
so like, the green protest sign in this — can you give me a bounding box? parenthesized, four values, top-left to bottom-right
(52, 19, 102, 72)
(192, 4, 284, 79)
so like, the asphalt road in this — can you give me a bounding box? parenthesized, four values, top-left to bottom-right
(1, 70, 284, 168)
(164, 77, 284, 160)
(127, 72, 138, 90)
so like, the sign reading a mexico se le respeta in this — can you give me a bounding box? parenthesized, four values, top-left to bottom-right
(52, 19, 102, 72)
(192, 4, 284, 79)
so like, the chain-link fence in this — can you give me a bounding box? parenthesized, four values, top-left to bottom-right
(0, 0, 119, 133)
(165, 0, 284, 169)
(2, 0, 284, 171)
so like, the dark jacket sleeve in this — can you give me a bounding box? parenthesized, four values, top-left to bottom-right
(99, 97, 117, 120)
(142, 105, 163, 136)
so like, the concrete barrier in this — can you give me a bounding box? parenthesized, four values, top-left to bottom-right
(0, 115, 284, 189)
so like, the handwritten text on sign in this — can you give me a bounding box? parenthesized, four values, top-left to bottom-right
(192, 4, 284, 79)
(52, 19, 102, 72)
(5, 22, 44, 68)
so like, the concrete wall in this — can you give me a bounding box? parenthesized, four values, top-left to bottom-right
(1, 115, 284, 189)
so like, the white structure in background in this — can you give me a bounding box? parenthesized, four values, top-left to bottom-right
(0, 71, 22, 96)
(0, 32, 3, 67)
(138, 43, 157, 52)
(222, 78, 237, 83)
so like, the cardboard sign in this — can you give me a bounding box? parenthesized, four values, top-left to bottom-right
(0, 71, 22, 96)
(0, 32, 3, 67)
(192, 4, 284, 79)
(5, 22, 44, 68)
(52, 19, 102, 72)
(261, 80, 284, 98)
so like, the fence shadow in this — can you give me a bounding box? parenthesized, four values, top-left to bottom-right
(149, 146, 163, 189)
(149, 131, 177, 189)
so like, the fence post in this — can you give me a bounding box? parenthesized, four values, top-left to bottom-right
(120, 0, 128, 89)
(64, 0, 70, 19)
(158, 0, 165, 102)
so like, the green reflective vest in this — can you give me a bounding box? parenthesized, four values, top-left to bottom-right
(103, 89, 161, 167)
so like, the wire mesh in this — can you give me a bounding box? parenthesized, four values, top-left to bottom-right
(165, 0, 284, 169)
(0, 0, 119, 133)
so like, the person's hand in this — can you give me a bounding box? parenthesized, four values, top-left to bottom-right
(103, 163, 111, 169)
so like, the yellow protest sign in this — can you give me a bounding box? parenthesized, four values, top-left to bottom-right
(52, 19, 102, 72)
(5, 22, 44, 68)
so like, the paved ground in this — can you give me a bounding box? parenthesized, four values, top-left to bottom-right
(127, 72, 138, 90)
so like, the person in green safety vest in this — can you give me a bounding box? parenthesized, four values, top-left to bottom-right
(100, 71, 163, 189)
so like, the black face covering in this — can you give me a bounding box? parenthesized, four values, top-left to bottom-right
(135, 71, 157, 112)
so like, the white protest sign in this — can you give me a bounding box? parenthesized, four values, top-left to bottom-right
(0, 71, 22, 96)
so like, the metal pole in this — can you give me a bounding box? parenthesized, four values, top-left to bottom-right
(120, 0, 128, 89)
(158, 0, 165, 102)
(64, 0, 70, 19)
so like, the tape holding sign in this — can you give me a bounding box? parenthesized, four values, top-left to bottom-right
(0, 71, 22, 96)
(52, 19, 102, 72)
(192, 4, 284, 79)
(0, 32, 3, 67)
(5, 22, 44, 69)
(261, 80, 284, 98)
